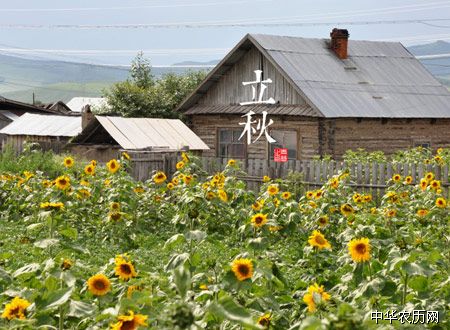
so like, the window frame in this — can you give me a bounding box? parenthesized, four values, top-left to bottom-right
(267, 128, 299, 161)
(216, 127, 248, 159)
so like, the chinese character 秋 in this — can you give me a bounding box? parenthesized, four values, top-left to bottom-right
(240, 70, 276, 106)
(238, 110, 276, 145)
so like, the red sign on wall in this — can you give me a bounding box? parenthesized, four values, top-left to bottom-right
(274, 148, 288, 162)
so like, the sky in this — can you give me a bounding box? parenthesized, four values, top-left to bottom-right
(0, 0, 449, 66)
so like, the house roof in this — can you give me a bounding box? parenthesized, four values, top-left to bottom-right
(73, 116, 210, 151)
(184, 104, 316, 116)
(0, 96, 62, 115)
(178, 33, 450, 118)
(0, 113, 81, 137)
(0, 110, 19, 121)
(67, 97, 108, 112)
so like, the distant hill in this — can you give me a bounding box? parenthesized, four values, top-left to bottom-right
(407, 40, 450, 79)
(0, 40, 449, 104)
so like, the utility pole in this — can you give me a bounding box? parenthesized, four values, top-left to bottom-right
(32, 92, 35, 105)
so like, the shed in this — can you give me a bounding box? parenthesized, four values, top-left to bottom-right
(0, 113, 81, 152)
(69, 115, 209, 162)
(177, 30, 450, 160)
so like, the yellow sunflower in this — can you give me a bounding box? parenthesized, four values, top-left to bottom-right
(183, 175, 193, 185)
(218, 189, 228, 202)
(318, 215, 329, 227)
(330, 177, 339, 189)
(227, 159, 236, 166)
(231, 258, 253, 281)
(430, 180, 441, 190)
(404, 176, 413, 184)
(110, 310, 148, 330)
(106, 159, 120, 174)
(110, 202, 120, 211)
(181, 152, 189, 163)
(348, 238, 371, 263)
(251, 201, 263, 211)
(363, 195, 372, 203)
(90, 160, 97, 167)
(420, 178, 428, 191)
(281, 191, 292, 200)
(206, 191, 216, 200)
(257, 313, 271, 328)
(176, 161, 185, 170)
(416, 209, 428, 217)
(167, 182, 174, 190)
(251, 213, 268, 228)
(153, 171, 167, 184)
(273, 198, 281, 208)
(87, 274, 111, 296)
(127, 285, 144, 298)
(436, 197, 447, 208)
(109, 212, 122, 221)
(314, 190, 323, 199)
(385, 209, 397, 217)
(262, 175, 271, 183)
(306, 191, 314, 199)
(84, 164, 95, 176)
(115, 256, 137, 281)
(340, 203, 354, 217)
(61, 259, 73, 270)
(172, 177, 179, 185)
(121, 152, 131, 160)
(437, 147, 443, 154)
(392, 174, 401, 182)
(425, 172, 434, 182)
(308, 230, 331, 250)
(267, 185, 279, 196)
(63, 156, 74, 168)
(1, 297, 31, 320)
(133, 186, 144, 194)
(303, 283, 331, 313)
(55, 175, 70, 190)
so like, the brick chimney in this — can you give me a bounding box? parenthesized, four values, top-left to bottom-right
(330, 28, 349, 59)
(81, 104, 94, 130)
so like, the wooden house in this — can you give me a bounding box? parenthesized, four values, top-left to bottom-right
(0, 113, 81, 152)
(177, 29, 450, 160)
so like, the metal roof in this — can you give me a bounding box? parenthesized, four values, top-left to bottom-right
(67, 97, 108, 112)
(184, 104, 316, 116)
(178, 33, 450, 118)
(0, 113, 81, 137)
(83, 116, 209, 150)
(0, 111, 19, 121)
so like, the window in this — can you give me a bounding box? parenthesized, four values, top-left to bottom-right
(269, 130, 298, 160)
(217, 128, 246, 158)
(414, 142, 431, 149)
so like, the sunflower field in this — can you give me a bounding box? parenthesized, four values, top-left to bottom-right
(0, 151, 448, 329)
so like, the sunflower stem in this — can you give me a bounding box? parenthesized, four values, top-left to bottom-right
(402, 273, 408, 305)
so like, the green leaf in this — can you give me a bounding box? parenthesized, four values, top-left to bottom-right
(247, 237, 268, 250)
(68, 300, 96, 318)
(0, 267, 11, 283)
(59, 227, 78, 240)
(402, 262, 433, 276)
(42, 288, 73, 310)
(13, 263, 40, 277)
(209, 296, 260, 329)
(34, 238, 59, 249)
(164, 253, 190, 271)
(185, 230, 206, 242)
(408, 276, 428, 292)
(164, 234, 186, 250)
(173, 266, 191, 299)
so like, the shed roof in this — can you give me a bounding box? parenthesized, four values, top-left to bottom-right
(0, 113, 81, 137)
(67, 97, 108, 112)
(178, 33, 450, 118)
(73, 116, 209, 151)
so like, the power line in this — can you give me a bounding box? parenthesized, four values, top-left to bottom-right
(1, 18, 450, 29)
(0, 0, 272, 12)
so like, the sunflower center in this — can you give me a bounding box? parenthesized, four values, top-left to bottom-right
(120, 264, 132, 275)
(255, 216, 263, 224)
(238, 265, 249, 276)
(110, 163, 116, 169)
(121, 320, 136, 330)
(315, 235, 326, 245)
(59, 179, 67, 185)
(94, 280, 106, 290)
(259, 318, 270, 326)
(10, 307, 20, 317)
(355, 243, 366, 254)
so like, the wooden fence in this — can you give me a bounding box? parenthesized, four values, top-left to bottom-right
(126, 151, 450, 199)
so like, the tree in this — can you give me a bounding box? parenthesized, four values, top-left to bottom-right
(99, 53, 207, 119)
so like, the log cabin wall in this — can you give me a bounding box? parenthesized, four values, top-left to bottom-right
(197, 46, 306, 106)
(323, 118, 450, 159)
(189, 114, 320, 160)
